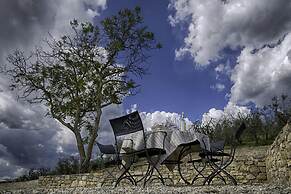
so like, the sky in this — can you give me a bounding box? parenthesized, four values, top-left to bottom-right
(1, 0, 291, 179)
(99, 0, 231, 120)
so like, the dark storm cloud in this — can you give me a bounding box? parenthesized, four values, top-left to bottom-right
(0, 92, 65, 177)
(0, 128, 58, 168)
(0, 0, 107, 179)
(0, 0, 56, 62)
(240, 0, 291, 45)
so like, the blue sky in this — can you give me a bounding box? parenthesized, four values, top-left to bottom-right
(97, 0, 233, 121)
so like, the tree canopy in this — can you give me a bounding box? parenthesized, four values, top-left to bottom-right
(3, 7, 161, 172)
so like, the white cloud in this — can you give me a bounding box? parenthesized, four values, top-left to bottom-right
(202, 102, 250, 125)
(211, 83, 225, 92)
(126, 104, 192, 131)
(215, 64, 225, 73)
(215, 62, 232, 79)
(126, 104, 138, 114)
(169, 0, 291, 65)
(140, 111, 182, 130)
(231, 33, 291, 106)
(170, 0, 291, 107)
(51, 0, 107, 39)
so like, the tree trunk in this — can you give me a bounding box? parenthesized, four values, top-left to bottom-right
(73, 131, 86, 173)
(80, 160, 90, 173)
(254, 131, 259, 145)
(80, 108, 102, 173)
(265, 127, 269, 141)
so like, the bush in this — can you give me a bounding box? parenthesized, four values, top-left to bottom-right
(52, 156, 80, 175)
(194, 95, 291, 146)
(13, 155, 114, 181)
(13, 168, 51, 182)
(89, 157, 104, 171)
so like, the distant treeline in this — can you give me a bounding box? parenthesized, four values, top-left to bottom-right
(193, 95, 291, 146)
(9, 156, 108, 182)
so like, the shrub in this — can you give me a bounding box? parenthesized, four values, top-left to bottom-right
(52, 156, 80, 175)
(13, 168, 51, 182)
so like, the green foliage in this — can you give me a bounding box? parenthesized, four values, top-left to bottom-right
(90, 156, 116, 171)
(90, 157, 104, 171)
(13, 168, 51, 182)
(52, 156, 80, 175)
(194, 95, 291, 146)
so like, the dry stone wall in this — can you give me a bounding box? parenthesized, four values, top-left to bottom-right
(39, 171, 108, 188)
(39, 146, 269, 188)
(266, 123, 291, 185)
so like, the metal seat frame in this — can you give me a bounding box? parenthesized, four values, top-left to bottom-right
(109, 111, 167, 187)
(176, 123, 246, 185)
(160, 132, 209, 185)
(96, 142, 123, 186)
(200, 123, 246, 185)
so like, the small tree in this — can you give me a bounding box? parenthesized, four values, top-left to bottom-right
(3, 7, 161, 172)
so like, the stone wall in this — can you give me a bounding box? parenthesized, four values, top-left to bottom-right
(217, 146, 267, 184)
(266, 123, 291, 185)
(39, 171, 107, 188)
(39, 146, 269, 188)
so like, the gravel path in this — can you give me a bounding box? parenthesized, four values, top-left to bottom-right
(0, 184, 290, 194)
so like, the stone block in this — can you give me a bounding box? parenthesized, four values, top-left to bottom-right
(257, 161, 266, 167)
(245, 161, 254, 165)
(71, 180, 78, 187)
(78, 181, 86, 187)
(241, 179, 250, 184)
(259, 166, 266, 172)
(248, 166, 260, 175)
(257, 173, 267, 180)
(239, 165, 248, 172)
(235, 175, 244, 180)
(246, 174, 256, 180)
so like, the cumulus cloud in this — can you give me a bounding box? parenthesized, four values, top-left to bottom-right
(0, 0, 107, 180)
(126, 104, 193, 131)
(170, 0, 291, 107)
(202, 102, 250, 125)
(169, 0, 291, 65)
(231, 33, 291, 106)
(140, 111, 193, 131)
